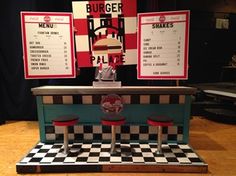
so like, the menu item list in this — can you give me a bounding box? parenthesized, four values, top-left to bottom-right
(137, 11, 189, 80)
(21, 12, 75, 79)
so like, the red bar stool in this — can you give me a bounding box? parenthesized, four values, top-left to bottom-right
(52, 115, 79, 154)
(147, 115, 173, 154)
(101, 113, 125, 154)
(101, 94, 125, 155)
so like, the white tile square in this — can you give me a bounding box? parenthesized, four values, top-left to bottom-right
(142, 152, 154, 157)
(78, 152, 90, 157)
(40, 157, 55, 163)
(64, 157, 77, 163)
(177, 157, 191, 164)
(155, 157, 168, 163)
(132, 157, 144, 163)
(110, 156, 121, 163)
(48, 148, 60, 153)
(186, 153, 198, 158)
(87, 157, 99, 163)
(33, 153, 47, 158)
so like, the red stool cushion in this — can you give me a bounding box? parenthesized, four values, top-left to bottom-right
(101, 113, 125, 126)
(52, 115, 79, 126)
(147, 115, 173, 126)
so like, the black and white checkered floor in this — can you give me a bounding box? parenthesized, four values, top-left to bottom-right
(16, 142, 208, 173)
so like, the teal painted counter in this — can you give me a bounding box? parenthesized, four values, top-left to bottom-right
(32, 86, 196, 143)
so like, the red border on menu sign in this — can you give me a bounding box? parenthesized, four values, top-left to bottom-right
(20, 12, 75, 79)
(137, 10, 189, 80)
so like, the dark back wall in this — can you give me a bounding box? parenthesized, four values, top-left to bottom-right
(1, 0, 236, 122)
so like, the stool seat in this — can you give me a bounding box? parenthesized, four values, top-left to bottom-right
(147, 115, 173, 154)
(147, 115, 173, 126)
(101, 113, 125, 126)
(52, 115, 79, 154)
(53, 115, 79, 126)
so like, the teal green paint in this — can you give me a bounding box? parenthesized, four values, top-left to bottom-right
(36, 96, 46, 142)
(182, 95, 192, 143)
(37, 96, 192, 144)
(43, 104, 185, 124)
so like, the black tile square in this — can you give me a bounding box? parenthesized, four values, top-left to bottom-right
(189, 158, 202, 163)
(38, 149, 49, 153)
(52, 144, 63, 148)
(53, 95, 63, 104)
(132, 152, 143, 157)
(29, 158, 42, 162)
(182, 149, 193, 153)
(92, 94, 102, 104)
(121, 126, 130, 133)
(45, 153, 57, 157)
(81, 148, 90, 153)
(168, 134, 177, 141)
(99, 157, 110, 162)
(175, 153, 186, 157)
(122, 157, 133, 162)
(130, 134, 139, 140)
(67, 152, 80, 157)
(74, 134, 84, 140)
(35, 144, 43, 149)
(177, 126, 183, 134)
(162, 127, 168, 134)
(131, 95, 140, 104)
(149, 144, 157, 148)
(162, 148, 172, 153)
(73, 95, 82, 104)
(170, 94, 179, 104)
(144, 157, 155, 162)
(45, 126, 55, 133)
(26, 153, 35, 157)
(166, 157, 178, 163)
(89, 152, 100, 157)
(84, 126, 93, 133)
(71, 144, 82, 149)
(53, 157, 65, 162)
(92, 144, 101, 148)
(139, 126, 148, 133)
(169, 144, 179, 149)
(130, 144, 140, 148)
(93, 134, 102, 140)
(141, 148, 152, 152)
(102, 126, 111, 133)
(55, 134, 63, 140)
(68, 126, 74, 133)
(149, 134, 157, 140)
(101, 148, 110, 152)
(150, 94, 159, 104)
(76, 157, 88, 162)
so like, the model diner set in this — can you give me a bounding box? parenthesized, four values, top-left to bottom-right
(15, 0, 209, 174)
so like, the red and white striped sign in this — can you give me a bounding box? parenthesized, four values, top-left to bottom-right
(72, 0, 137, 68)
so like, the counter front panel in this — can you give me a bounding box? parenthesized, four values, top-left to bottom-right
(32, 86, 196, 144)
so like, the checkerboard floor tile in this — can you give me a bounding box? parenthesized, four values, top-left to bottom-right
(17, 142, 207, 173)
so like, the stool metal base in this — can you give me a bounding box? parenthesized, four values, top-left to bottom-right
(110, 125, 117, 155)
(62, 126, 80, 155)
(157, 126, 163, 154)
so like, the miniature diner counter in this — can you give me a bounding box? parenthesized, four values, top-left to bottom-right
(16, 86, 209, 173)
(31, 86, 196, 144)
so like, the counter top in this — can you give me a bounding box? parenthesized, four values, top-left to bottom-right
(31, 86, 197, 95)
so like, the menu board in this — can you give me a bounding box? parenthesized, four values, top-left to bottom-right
(137, 11, 189, 80)
(20, 12, 75, 79)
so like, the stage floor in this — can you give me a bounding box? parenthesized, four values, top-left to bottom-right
(16, 142, 208, 173)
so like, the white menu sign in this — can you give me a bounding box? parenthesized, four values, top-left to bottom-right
(20, 12, 75, 79)
(137, 11, 189, 80)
